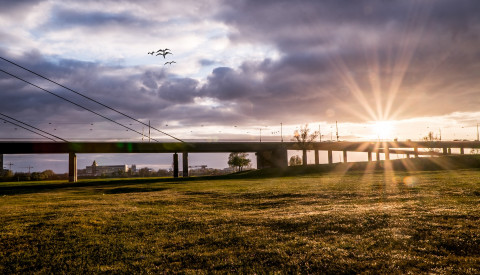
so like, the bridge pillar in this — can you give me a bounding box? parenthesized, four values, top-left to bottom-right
(406, 153, 410, 158)
(0, 153, 3, 173)
(443, 147, 448, 155)
(256, 148, 288, 169)
(343, 151, 348, 163)
(328, 150, 333, 164)
(315, 150, 319, 165)
(182, 152, 189, 177)
(385, 148, 390, 161)
(460, 147, 464, 154)
(414, 147, 419, 158)
(302, 149, 307, 166)
(173, 153, 179, 178)
(68, 153, 77, 183)
(376, 151, 380, 161)
(367, 151, 372, 162)
(448, 148, 451, 155)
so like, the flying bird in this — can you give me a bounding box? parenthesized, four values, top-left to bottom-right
(164, 61, 176, 65)
(156, 51, 172, 58)
(147, 51, 155, 55)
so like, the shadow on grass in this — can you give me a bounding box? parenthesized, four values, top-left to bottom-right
(1, 155, 479, 196)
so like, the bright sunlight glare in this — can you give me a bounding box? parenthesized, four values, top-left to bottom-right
(371, 120, 395, 140)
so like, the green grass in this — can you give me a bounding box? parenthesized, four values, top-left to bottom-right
(1, 168, 480, 273)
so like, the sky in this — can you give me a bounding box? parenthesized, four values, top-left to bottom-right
(1, 0, 480, 173)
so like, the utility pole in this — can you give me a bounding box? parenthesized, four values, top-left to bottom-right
(23, 166, 33, 174)
(477, 123, 479, 141)
(319, 125, 322, 142)
(257, 127, 268, 142)
(336, 121, 339, 142)
(280, 122, 283, 142)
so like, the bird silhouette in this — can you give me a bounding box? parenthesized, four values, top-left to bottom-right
(164, 61, 176, 65)
(156, 51, 172, 58)
(147, 51, 155, 55)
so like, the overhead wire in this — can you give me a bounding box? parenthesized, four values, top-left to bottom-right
(0, 116, 58, 142)
(0, 56, 184, 142)
(0, 112, 69, 142)
(0, 69, 161, 142)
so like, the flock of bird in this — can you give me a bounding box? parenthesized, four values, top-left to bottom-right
(148, 48, 176, 65)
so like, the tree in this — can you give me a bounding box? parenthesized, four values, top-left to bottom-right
(292, 124, 319, 166)
(289, 155, 302, 166)
(228, 152, 251, 172)
(423, 131, 440, 154)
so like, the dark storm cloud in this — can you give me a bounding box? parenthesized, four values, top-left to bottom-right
(2, 0, 480, 132)
(199, 67, 259, 100)
(45, 6, 152, 29)
(0, 52, 170, 128)
(198, 59, 216, 66)
(0, 0, 43, 11)
(157, 78, 199, 103)
(208, 0, 480, 122)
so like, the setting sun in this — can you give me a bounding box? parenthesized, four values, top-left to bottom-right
(371, 120, 395, 140)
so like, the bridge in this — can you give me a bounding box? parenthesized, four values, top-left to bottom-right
(1, 140, 479, 182)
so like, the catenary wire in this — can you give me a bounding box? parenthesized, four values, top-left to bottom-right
(0, 117, 57, 142)
(0, 56, 184, 142)
(0, 69, 160, 142)
(0, 112, 69, 142)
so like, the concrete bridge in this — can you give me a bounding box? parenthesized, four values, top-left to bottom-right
(1, 140, 479, 182)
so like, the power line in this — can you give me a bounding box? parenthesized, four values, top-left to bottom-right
(0, 69, 160, 142)
(0, 117, 58, 142)
(0, 56, 184, 142)
(0, 112, 68, 142)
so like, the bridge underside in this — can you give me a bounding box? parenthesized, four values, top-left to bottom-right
(1, 141, 479, 182)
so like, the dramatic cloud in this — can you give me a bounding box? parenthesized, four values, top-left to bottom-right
(1, 0, 480, 144)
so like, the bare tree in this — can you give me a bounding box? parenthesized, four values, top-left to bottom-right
(292, 124, 319, 166)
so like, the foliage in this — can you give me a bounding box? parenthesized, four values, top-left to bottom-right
(289, 155, 302, 166)
(1, 170, 480, 273)
(228, 152, 251, 172)
(292, 124, 319, 149)
(423, 131, 440, 153)
(1, 169, 61, 182)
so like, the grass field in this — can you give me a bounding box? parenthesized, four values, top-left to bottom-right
(1, 168, 480, 273)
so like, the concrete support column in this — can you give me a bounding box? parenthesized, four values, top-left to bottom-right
(68, 153, 77, 183)
(448, 148, 452, 155)
(406, 153, 410, 158)
(385, 147, 390, 161)
(257, 148, 288, 169)
(460, 147, 464, 154)
(376, 151, 380, 161)
(182, 152, 188, 177)
(315, 150, 319, 165)
(443, 147, 448, 155)
(343, 150, 348, 163)
(367, 151, 372, 162)
(302, 149, 307, 166)
(328, 150, 333, 164)
(173, 153, 179, 178)
(414, 147, 419, 158)
(274, 148, 288, 169)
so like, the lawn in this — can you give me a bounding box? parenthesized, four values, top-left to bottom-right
(1, 169, 480, 273)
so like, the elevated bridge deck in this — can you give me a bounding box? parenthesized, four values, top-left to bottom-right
(1, 141, 479, 182)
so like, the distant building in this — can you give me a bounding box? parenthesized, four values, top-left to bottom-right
(81, 160, 132, 176)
